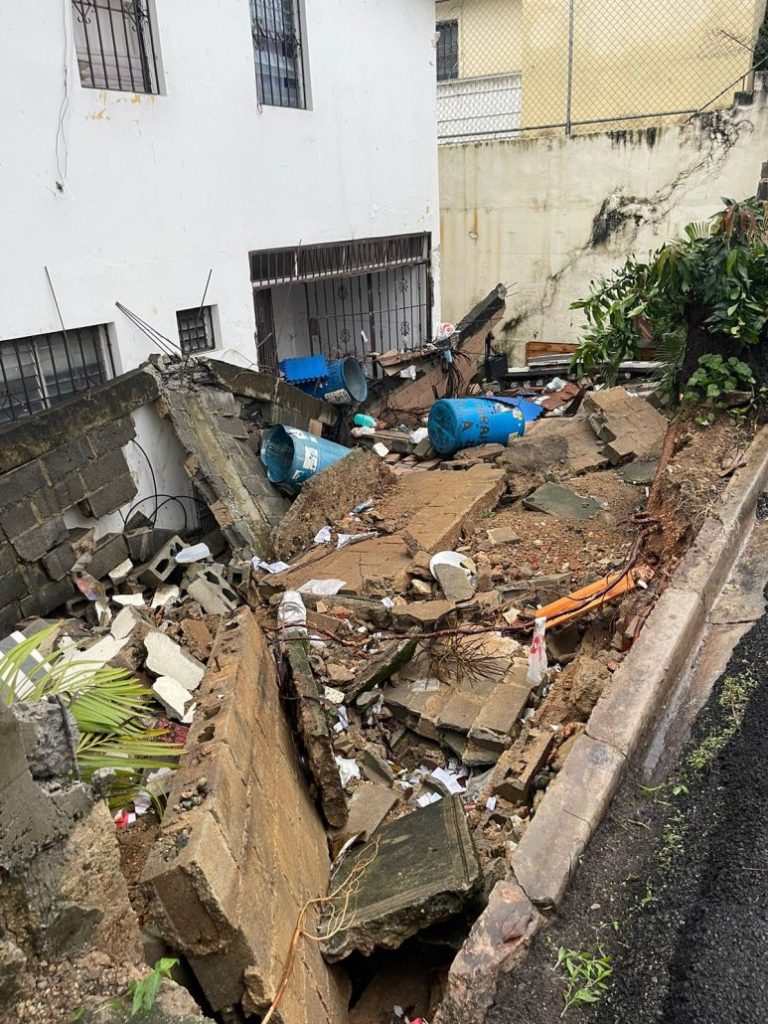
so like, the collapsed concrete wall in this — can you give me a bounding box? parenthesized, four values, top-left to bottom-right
(439, 94, 768, 361)
(0, 369, 159, 631)
(142, 608, 350, 1023)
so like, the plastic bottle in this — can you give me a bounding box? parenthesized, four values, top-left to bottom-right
(353, 413, 376, 428)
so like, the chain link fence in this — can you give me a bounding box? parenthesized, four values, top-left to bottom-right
(436, 0, 768, 143)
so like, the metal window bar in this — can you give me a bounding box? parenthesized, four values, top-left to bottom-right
(0, 326, 114, 423)
(250, 0, 306, 109)
(176, 306, 216, 355)
(250, 233, 431, 288)
(304, 264, 432, 365)
(436, 20, 459, 81)
(72, 0, 160, 95)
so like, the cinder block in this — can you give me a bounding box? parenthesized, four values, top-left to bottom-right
(0, 544, 17, 577)
(80, 450, 132, 492)
(137, 535, 185, 587)
(42, 541, 78, 581)
(88, 417, 135, 457)
(0, 501, 38, 540)
(0, 602, 21, 635)
(19, 577, 75, 617)
(79, 474, 137, 518)
(0, 569, 25, 607)
(126, 527, 176, 564)
(53, 474, 88, 511)
(145, 631, 205, 691)
(187, 569, 239, 616)
(40, 439, 92, 481)
(84, 532, 130, 581)
(11, 519, 69, 562)
(0, 461, 47, 510)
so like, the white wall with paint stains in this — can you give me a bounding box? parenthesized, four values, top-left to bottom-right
(0, 0, 439, 370)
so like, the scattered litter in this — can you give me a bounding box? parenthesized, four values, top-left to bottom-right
(74, 573, 104, 601)
(381, 597, 394, 608)
(323, 686, 346, 705)
(410, 427, 429, 444)
(174, 543, 211, 564)
(251, 557, 293, 574)
(527, 616, 548, 686)
(335, 755, 362, 788)
(297, 578, 346, 597)
(112, 593, 146, 607)
(486, 795, 497, 811)
(313, 526, 332, 545)
(337, 531, 378, 548)
(372, 442, 389, 457)
(430, 766, 466, 795)
(277, 591, 308, 636)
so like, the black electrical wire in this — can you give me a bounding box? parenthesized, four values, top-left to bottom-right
(127, 438, 159, 524)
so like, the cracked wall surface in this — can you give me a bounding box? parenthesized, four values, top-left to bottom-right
(438, 96, 768, 361)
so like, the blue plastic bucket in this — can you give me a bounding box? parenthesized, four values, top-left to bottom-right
(261, 425, 351, 490)
(297, 357, 368, 405)
(427, 398, 525, 455)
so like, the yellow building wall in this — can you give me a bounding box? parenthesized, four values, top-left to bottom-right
(436, 0, 767, 131)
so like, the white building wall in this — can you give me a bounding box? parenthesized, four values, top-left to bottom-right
(0, 0, 440, 371)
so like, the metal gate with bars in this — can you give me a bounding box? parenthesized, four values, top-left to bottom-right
(249, 233, 433, 373)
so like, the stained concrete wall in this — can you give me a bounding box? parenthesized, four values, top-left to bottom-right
(438, 92, 768, 362)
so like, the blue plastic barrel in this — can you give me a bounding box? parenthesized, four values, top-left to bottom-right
(297, 357, 368, 405)
(427, 398, 525, 455)
(261, 425, 351, 490)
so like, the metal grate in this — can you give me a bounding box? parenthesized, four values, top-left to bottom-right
(0, 325, 115, 423)
(176, 306, 216, 355)
(72, 0, 161, 95)
(250, 0, 307, 109)
(436, 20, 459, 80)
(250, 233, 431, 288)
(304, 263, 432, 364)
(436, 0, 767, 142)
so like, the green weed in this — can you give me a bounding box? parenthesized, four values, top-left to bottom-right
(554, 947, 613, 1016)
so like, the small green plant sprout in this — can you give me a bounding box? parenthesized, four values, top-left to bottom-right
(683, 354, 756, 417)
(128, 958, 179, 1017)
(554, 947, 613, 1016)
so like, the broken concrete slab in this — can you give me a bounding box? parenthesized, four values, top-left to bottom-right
(358, 746, 396, 786)
(497, 415, 608, 481)
(487, 526, 521, 546)
(268, 535, 412, 597)
(331, 782, 398, 843)
(619, 458, 659, 485)
(435, 563, 477, 602)
(13, 700, 79, 780)
(152, 676, 195, 721)
(435, 878, 542, 1024)
(158, 370, 289, 558)
(284, 640, 348, 828)
(272, 449, 395, 561)
(343, 639, 419, 704)
(143, 610, 350, 1022)
(492, 728, 554, 803)
(391, 600, 456, 628)
(321, 795, 482, 961)
(584, 386, 668, 465)
(523, 482, 602, 519)
(145, 632, 205, 691)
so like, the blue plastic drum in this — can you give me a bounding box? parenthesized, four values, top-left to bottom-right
(261, 425, 351, 491)
(428, 398, 525, 455)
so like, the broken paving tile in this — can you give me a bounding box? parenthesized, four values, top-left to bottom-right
(583, 387, 668, 465)
(619, 458, 659, 485)
(330, 782, 398, 844)
(321, 795, 482, 960)
(522, 482, 602, 520)
(343, 638, 418, 703)
(144, 632, 205, 691)
(487, 526, 521, 546)
(434, 563, 477, 602)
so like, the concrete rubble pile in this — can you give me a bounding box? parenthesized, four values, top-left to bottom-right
(0, 284, 672, 1024)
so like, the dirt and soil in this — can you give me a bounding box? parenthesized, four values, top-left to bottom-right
(487, 577, 768, 1024)
(116, 813, 162, 926)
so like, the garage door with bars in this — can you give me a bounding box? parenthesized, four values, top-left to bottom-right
(249, 233, 433, 372)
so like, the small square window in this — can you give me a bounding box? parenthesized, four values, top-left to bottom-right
(176, 306, 216, 355)
(72, 0, 162, 95)
(436, 20, 459, 81)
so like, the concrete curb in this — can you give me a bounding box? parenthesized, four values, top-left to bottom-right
(438, 426, 768, 1024)
(510, 424, 768, 910)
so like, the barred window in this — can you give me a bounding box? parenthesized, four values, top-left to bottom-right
(72, 0, 161, 95)
(436, 20, 459, 81)
(250, 0, 307, 109)
(176, 306, 216, 355)
(0, 326, 115, 423)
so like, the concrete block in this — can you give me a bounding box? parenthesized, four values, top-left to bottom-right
(330, 782, 398, 843)
(40, 439, 92, 481)
(80, 449, 132, 491)
(0, 461, 47, 509)
(87, 417, 135, 456)
(145, 632, 205, 691)
(0, 544, 17, 577)
(52, 474, 88, 511)
(436, 879, 542, 1024)
(0, 500, 38, 539)
(84, 532, 130, 580)
(492, 728, 553, 803)
(41, 541, 78, 581)
(137, 535, 185, 587)
(322, 795, 482, 961)
(79, 474, 137, 518)
(19, 577, 74, 617)
(126, 526, 177, 564)
(511, 735, 625, 908)
(186, 569, 239, 616)
(152, 676, 195, 721)
(110, 605, 149, 641)
(12, 520, 69, 561)
(0, 569, 25, 607)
